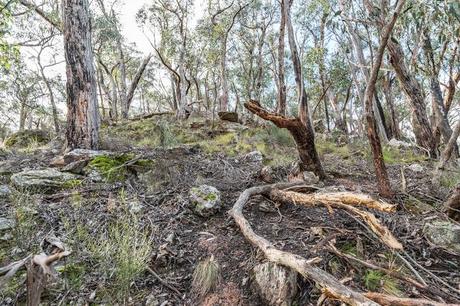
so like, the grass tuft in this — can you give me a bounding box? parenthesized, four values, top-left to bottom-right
(192, 255, 220, 299)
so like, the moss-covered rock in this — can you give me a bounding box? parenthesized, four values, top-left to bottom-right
(3, 130, 50, 148)
(10, 168, 80, 194)
(424, 221, 460, 254)
(189, 185, 221, 217)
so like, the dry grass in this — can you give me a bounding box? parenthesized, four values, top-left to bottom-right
(191, 255, 221, 299)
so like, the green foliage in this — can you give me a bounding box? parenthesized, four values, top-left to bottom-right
(363, 270, 401, 295)
(57, 263, 86, 289)
(3, 130, 50, 148)
(192, 256, 220, 298)
(381, 147, 425, 165)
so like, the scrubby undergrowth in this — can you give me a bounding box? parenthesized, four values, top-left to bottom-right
(0, 117, 459, 305)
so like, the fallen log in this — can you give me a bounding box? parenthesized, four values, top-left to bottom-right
(228, 183, 379, 306)
(229, 183, 454, 306)
(269, 189, 403, 250)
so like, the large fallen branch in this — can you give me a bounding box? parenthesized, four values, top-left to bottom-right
(229, 183, 453, 306)
(229, 183, 379, 306)
(270, 189, 403, 249)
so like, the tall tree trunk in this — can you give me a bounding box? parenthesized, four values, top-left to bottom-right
(219, 38, 229, 112)
(117, 38, 129, 119)
(387, 40, 436, 157)
(363, 0, 406, 197)
(422, 29, 457, 156)
(276, 0, 287, 116)
(19, 102, 27, 132)
(63, 0, 99, 150)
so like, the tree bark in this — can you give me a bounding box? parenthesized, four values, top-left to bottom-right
(387, 40, 436, 157)
(63, 0, 99, 150)
(276, 0, 287, 116)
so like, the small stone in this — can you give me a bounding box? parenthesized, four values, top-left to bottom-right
(0, 184, 11, 197)
(423, 221, 460, 254)
(0, 217, 15, 231)
(62, 159, 89, 174)
(407, 163, 424, 173)
(87, 170, 103, 182)
(189, 185, 221, 217)
(252, 262, 298, 306)
(128, 200, 143, 214)
(303, 171, 320, 184)
(145, 294, 159, 306)
(244, 151, 263, 163)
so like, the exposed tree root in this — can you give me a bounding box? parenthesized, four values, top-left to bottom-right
(269, 190, 403, 249)
(229, 183, 453, 306)
(363, 292, 460, 306)
(229, 183, 378, 306)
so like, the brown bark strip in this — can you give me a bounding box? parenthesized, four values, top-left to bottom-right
(244, 100, 325, 179)
(270, 189, 402, 250)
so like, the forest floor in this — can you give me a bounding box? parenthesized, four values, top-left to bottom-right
(1, 115, 460, 305)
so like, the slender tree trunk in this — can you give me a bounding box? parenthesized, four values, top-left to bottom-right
(438, 120, 460, 170)
(117, 38, 129, 119)
(382, 72, 400, 139)
(126, 54, 152, 112)
(363, 0, 406, 197)
(19, 102, 27, 132)
(63, 0, 99, 150)
(40, 68, 59, 133)
(219, 38, 229, 112)
(276, 0, 287, 116)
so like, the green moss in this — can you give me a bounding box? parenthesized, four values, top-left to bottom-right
(381, 146, 425, 165)
(88, 154, 134, 182)
(4, 130, 50, 148)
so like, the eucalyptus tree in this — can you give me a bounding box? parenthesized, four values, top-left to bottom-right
(138, 0, 192, 119)
(208, 0, 248, 111)
(63, 0, 100, 149)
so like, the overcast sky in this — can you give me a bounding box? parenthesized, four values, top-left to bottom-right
(119, 0, 152, 54)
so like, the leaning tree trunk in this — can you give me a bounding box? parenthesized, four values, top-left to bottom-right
(63, 0, 99, 150)
(387, 40, 436, 157)
(363, 0, 406, 197)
